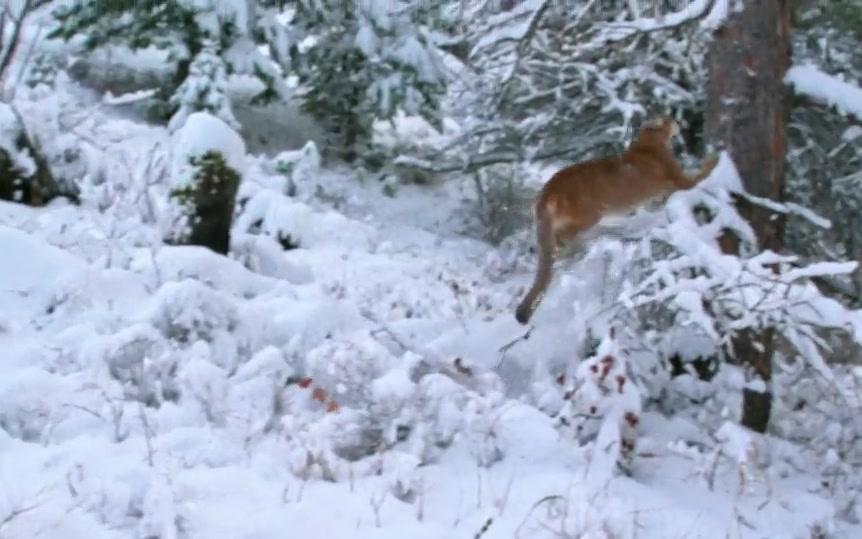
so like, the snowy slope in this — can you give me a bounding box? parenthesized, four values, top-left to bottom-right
(1, 89, 860, 539)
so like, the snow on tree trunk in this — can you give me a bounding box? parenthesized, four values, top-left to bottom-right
(169, 112, 246, 255)
(0, 102, 61, 206)
(705, 0, 793, 433)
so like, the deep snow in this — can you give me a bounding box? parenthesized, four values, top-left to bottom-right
(0, 44, 861, 539)
(1, 106, 859, 538)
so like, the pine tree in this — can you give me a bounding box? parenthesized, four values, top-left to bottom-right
(289, 0, 448, 161)
(169, 112, 245, 255)
(168, 41, 239, 132)
(171, 150, 242, 254)
(784, 0, 862, 305)
(50, 0, 283, 122)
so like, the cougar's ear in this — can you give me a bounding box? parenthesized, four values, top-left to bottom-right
(642, 115, 666, 130)
(643, 114, 681, 138)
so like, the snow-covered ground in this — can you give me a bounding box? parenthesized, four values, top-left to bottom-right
(1, 80, 861, 539)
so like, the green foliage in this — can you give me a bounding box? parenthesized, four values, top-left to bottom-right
(51, 0, 204, 121)
(50, 1, 281, 122)
(295, 43, 370, 158)
(169, 42, 239, 131)
(50, 0, 201, 53)
(168, 184, 195, 210)
(170, 150, 241, 254)
(785, 0, 862, 304)
(796, 0, 862, 40)
(290, 0, 448, 161)
(468, 164, 532, 245)
(248, 62, 280, 107)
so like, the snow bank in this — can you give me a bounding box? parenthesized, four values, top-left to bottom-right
(0, 225, 85, 291)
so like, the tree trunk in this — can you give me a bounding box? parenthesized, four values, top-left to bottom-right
(704, 0, 793, 433)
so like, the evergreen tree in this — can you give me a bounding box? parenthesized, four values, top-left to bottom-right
(168, 41, 239, 132)
(171, 150, 242, 254)
(784, 0, 862, 305)
(169, 112, 245, 255)
(289, 0, 448, 161)
(50, 0, 284, 121)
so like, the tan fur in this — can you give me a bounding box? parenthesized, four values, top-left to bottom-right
(515, 115, 718, 325)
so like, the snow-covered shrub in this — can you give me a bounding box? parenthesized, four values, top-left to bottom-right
(264, 329, 508, 482)
(234, 187, 375, 252)
(148, 279, 237, 345)
(371, 111, 453, 183)
(466, 163, 533, 245)
(11, 73, 106, 204)
(168, 112, 245, 254)
(0, 102, 60, 205)
(25, 51, 59, 89)
(227, 345, 293, 431)
(388, 369, 470, 463)
(98, 323, 180, 408)
(235, 190, 308, 251)
(0, 367, 65, 442)
(230, 233, 313, 283)
(274, 140, 321, 197)
(168, 41, 239, 133)
(304, 332, 400, 410)
(555, 330, 642, 465)
(178, 340, 230, 426)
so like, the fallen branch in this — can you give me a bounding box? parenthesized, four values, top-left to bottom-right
(497, 325, 533, 366)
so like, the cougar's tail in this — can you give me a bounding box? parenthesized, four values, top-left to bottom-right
(515, 205, 555, 325)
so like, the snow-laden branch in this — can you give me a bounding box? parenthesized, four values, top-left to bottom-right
(700, 0, 736, 31)
(471, 0, 548, 55)
(596, 0, 713, 42)
(785, 64, 862, 121)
